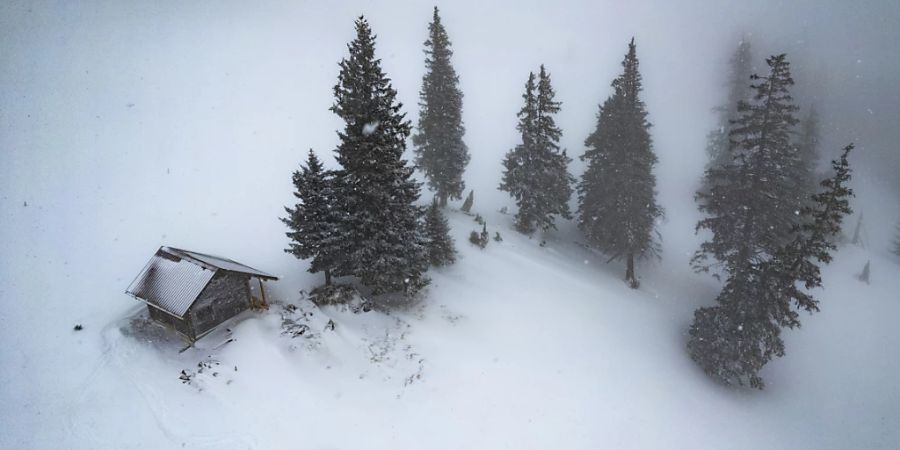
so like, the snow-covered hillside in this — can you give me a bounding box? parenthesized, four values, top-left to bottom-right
(3, 1, 900, 448)
(2, 207, 899, 449)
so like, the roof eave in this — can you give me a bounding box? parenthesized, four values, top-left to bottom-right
(163, 246, 279, 280)
(125, 291, 188, 320)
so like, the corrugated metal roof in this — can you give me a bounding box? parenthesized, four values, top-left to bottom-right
(125, 246, 278, 317)
(126, 252, 216, 318)
(165, 247, 277, 280)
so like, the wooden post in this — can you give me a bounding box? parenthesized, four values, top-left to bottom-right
(257, 278, 268, 309)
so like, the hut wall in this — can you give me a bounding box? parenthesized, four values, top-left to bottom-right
(148, 305, 194, 339)
(189, 271, 251, 338)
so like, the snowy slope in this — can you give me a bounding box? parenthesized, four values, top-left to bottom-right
(3, 1, 900, 448)
(2, 206, 898, 449)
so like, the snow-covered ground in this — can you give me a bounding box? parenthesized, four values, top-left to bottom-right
(3, 1, 900, 448)
(2, 206, 899, 449)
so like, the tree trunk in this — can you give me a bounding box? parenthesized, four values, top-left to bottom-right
(625, 252, 639, 289)
(325, 269, 332, 286)
(438, 192, 448, 208)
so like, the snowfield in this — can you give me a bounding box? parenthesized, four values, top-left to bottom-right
(2, 208, 898, 449)
(3, 1, 900, 448)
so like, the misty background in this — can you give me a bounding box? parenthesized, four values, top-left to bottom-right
(2, 0, 900, 445)
(3, 0, 900, 304)
(4, 1, 899, 268)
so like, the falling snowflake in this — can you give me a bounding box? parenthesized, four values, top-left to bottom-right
(363, 121, 380, 135)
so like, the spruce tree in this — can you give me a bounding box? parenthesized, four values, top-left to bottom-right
(694, 54, 802, 277)
(702, 38, 754, 184)
(282, 150, 339, 286)
(578, 38, 661, 288)
(330, 17, 428, 296)
(413, 7, 469, 208)
(893, 222, 900, 257)
(500, 66, 573, 235)
(688, 144, 855, 388)
(460, 189, 474, 213)
(850, 212, 865, 246)
(424, 200, 456, 266)
(857, 260, 870, 284)
(796, 106, 822, 188)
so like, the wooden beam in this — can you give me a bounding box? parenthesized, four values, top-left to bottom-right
(257, 277, 268, 309)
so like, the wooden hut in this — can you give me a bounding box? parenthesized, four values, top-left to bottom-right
(126, 246, 278, 341)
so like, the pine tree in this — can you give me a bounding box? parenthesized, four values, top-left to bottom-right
(850, 212, 865, 246)
(500, 66, 573, 235)
(282, 150, 339, 286)
(893, 222, 900, 257)
(702, 38, 754, 185)
(460, 189, 474, 213)
(694, 54, 802, 277)
(857, 260, 870, 284)
(413, 7, 469, 208)
(330, 17, 428, 296)
(796, 106, 822, 189)
(688, 144, 855, 388)
(781, 104, 824, 219)
(424, 200, 456, 266)
(578, 38, 661, 288)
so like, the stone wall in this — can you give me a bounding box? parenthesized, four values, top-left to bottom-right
(148, 305, 194, 339)
(189, 271, 251, 338)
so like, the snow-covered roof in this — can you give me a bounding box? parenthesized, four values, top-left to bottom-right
(125, 246, 277, 317)
(164, 247, 277, 281)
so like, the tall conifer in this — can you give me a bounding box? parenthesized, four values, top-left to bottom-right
(330, 17, 428, 296)
(413, 7, 469, 207)
(282, 150, 339, 286)
(578, 38, 661, 288)
(688, 145, 854, 388)
(796, 105, 822, 195)
(893, 222, 900, 257)
(500, 66, 573, 234)
(694, 54, 802, 277)
(702, 38, 754, 184)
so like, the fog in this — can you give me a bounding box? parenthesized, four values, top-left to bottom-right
(3, 1, 899, 272)
(3, 0, 899, 332)
(2, 1, 900, 447)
